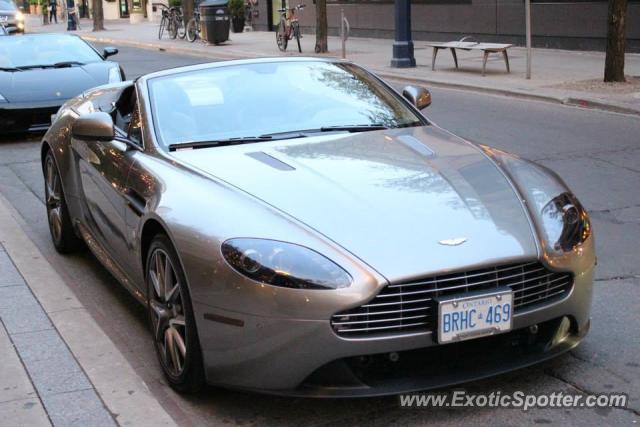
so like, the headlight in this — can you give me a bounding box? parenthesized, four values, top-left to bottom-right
(540, 192, 591, 252)
(222, 239, 352, 290)
(16, 11, 24, 20)
(481, 146, 591, 253)
(108, 67, 122, 83)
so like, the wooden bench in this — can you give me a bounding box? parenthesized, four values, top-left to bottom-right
(427, 37, 513, 76)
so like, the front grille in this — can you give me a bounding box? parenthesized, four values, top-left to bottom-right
(0, 106, 59, 133)
(331, 261, 573, 338)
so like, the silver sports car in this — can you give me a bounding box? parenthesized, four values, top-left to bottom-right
(42, 58, 594, 397)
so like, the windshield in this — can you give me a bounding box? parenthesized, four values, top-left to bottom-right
(0, 0, 16, 10)
(0, 35, 103, 69)
(148, 61, 424, 148)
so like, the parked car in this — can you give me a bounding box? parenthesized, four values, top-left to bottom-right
(0, 0, 24, 33)
(42, 58, 594, 396)
(0, 33, 123, 134)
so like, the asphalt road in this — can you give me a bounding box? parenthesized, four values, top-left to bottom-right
(0, 44, 638, 426)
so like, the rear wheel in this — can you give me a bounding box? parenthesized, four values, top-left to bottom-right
(276, 20, 287, 51)
(186, 18, 198, 42)
(44, 150, 82, 253)
(176, 15, 187, 39)
(146, 234, 205, 393)
(293, 22, 301, 53)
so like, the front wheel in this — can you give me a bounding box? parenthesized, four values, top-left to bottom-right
(292, 21, 301, 53)
(276, 20, 287, 51)
(186, 18, 198, 42)
(168, 17, 178, 39)
(146, 234, 205, 393)
(158, 16, 167, 39)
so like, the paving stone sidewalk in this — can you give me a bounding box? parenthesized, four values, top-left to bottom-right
(26, 16, 640, 115)
(0, 245, 116, 427)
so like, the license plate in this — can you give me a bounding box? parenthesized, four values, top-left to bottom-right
(437, 288, 513, 343)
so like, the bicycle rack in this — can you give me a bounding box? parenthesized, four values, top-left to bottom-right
(340, 8, 350, 59)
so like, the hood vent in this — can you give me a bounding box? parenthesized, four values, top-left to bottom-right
(397, 135, 435, 158)
(246, 152, 295, 171)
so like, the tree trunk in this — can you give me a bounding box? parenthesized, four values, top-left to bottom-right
(183, 0, 194, 23)
(42, 2, 49, 24)
(604, 0, 627, 82)
(314, 0, 327, 53)
(92, 0, 104, 30)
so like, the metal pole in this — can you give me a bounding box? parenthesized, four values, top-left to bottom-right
(390, 0, 415, 68)
(341, 8, 345, 59)
(525, 0, 532, 79)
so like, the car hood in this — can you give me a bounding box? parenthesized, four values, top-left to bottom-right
(0, 62, 114, 103)
(172, 126, 538, 281)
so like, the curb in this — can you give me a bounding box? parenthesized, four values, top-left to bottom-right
(79, 33, 640, 117)
(0, 193, 177, 427)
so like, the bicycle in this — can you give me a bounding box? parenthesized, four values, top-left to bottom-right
(186, 10, 200, 42)
(275, 2, 305, 53)
(157, 5, 185, 40)
(172, 7, 187, 39)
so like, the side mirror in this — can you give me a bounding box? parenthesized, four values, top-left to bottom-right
(103, 47, 118, 58)
(402, 85, 431, 110)
(72, 112, 115, 141)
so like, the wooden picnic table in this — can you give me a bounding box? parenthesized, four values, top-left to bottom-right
(427, 38, 513, 76)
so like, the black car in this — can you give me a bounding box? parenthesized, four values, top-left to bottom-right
(0, 33, 124, 134)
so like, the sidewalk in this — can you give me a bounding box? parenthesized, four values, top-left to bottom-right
(0, 194, 176, 427)
(28, 16, 640, 115)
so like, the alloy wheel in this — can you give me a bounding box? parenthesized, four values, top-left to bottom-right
(45, 155, 63, 243)
(148, 248, 188, 377)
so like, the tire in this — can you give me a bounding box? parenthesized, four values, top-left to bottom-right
(186, 18, 197, 42)
(43, 150, 82, 253)
(168, 17, 178, 39)
(176, 15, 186, 39)
(158, 16, 167, 39)
(293, 22, 301, 53)
(276, 20, 287, 51)
(146, 234, 205, 393)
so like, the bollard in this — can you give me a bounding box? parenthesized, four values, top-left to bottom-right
(340, 8, 350, 59)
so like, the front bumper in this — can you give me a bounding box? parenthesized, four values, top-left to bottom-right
(0, 17, 24, 33)
(0, 102, 61, 134)
(194, 260, 594, 396)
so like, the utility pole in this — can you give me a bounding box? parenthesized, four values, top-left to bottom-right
(525, 0, 531, 79)
(390, 0, 415, 68)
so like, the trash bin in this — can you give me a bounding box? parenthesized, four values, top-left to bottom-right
(199, 0, 230, 45)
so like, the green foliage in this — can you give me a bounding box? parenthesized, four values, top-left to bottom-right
(29, 0, 38, 6)
(228, 0, 244, 19)
(168, 0, 181, 7)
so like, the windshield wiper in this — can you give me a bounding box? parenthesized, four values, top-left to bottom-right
(13, 61, 86, 70)
(319, 124, 388, 132)
(52, 61, 85, 68)
(260, 124, 389, 138)
(167, 125, 389, 152)
(169, 136, 273, 151)
(168, 132, 310, 151)
(0, 66, 21, 72)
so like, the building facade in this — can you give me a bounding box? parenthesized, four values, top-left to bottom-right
(252, 0, 640, 52)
